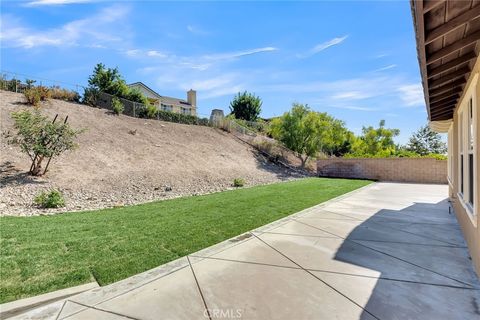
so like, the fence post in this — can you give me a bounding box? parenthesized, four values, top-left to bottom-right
(133, 103, 136, 117)
(14, 74, 17, 93)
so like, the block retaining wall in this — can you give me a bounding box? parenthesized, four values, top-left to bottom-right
(317, 158, 447, 184)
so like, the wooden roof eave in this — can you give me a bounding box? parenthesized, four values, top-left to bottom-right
(411, 0, 432, 120)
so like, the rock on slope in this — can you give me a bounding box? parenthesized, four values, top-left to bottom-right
(0, 91, 301, 216)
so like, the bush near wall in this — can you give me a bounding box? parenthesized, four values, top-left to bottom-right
(156, 110, 210, 126)
(230, 116, 268, 134)
(49, 86, 81, 102)
(136, 106, 210, 126)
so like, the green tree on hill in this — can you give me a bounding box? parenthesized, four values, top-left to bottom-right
(269, 103, 353, 167)
(406, 125, 447, 155)
(83, 63, 148, 106)
(350, 120, 400, 156)
(229, 91, 262, 121)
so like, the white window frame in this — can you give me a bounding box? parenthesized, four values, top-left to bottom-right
(467, 98, 475, 208)
(458, 109, 464, 197)
(456, 73, 477, 222)
(161, 104, 173, 112)
(447, 125, 454, 186)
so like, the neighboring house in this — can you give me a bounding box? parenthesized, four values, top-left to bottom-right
(412, 0, 480, 275)
(128, 82, 197, 116)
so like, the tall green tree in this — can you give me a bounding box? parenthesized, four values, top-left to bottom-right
(83, 63, 148, 105)
(229, 91, 262, 121)
(406, 125, 447, 155)
(350, 120, 400, 156)
(86, 63, 128, 97)
(269, 103, 352, 167)
(321, 118, 355, 156)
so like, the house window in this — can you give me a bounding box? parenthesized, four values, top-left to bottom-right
(459, 112, 464, 195)
(467, 98, 474, 206)
(457, 79, 477, 215)
(447, 126, 453, 184)
(161, 104, 173, 112)
(181, 107, 190, 115)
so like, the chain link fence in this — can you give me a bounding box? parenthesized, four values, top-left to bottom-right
(0, 70, 84, 94)
(93, 91, 141, 117)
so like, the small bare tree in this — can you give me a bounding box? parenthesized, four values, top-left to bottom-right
(8, 109, 82, 176)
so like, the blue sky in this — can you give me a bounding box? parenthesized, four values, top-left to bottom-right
(1, 0, 430, 143)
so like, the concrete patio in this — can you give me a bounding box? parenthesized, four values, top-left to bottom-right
(13, 183, 480, 319)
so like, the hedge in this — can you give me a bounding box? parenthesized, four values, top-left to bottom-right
(137, 106, 210, 126)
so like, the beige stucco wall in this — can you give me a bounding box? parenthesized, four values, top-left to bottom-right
(448, 57, 480, 276)
(317, 158, 447, 184)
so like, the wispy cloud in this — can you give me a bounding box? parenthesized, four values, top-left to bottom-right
(330, 91, 373, 100)
(135, 48, 266, 99)
(124, 46, 277, 64)
(374, 64, 397, 72)
(138, 66, 246, 100)
(258, 75, 425, 112)
(146, 50, 168, 58)
(188, 74, 246, 99)
(24, 0, 95, 6)
(186, 25, 209, 36)
(0, 5, 129, 48)
(374, 53, 389, 59)
(202, 47, 278, 61)
(298, 35, 348, 58)
(397, 84, 425, 107)
(125, 49, 141, 57)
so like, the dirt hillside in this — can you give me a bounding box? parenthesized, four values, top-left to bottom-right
(0, 91, 301, 216)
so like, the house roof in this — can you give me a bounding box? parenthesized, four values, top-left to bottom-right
(411, 0, 480, 122)
(128, 82, 162, 99)
(128, 82, 192, 107)
(161, 96, 192, 107)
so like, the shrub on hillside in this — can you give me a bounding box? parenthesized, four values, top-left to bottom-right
(143, 109, 210, 126)
(111, 97, 124, 115)
(49, 86, 81, 102)
(230, 116, 267, 133)
(1, 78, 21, 92)
(256, 140, 282, 163)
(26, 79, 36, 89)
(24, 86, 50, 106)
(233, 178, 245, 187)
(83, 87, 100, 106)
(9, 109, 83, 175)
(36, 86, 51, 101)
(34, 189, 65, 208)
(24, 88, 41, 106)
(156, 110, 195, 124)
(145, 104, 158, 119)
(197, 118, 210, 126)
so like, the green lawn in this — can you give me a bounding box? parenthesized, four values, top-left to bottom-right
(0, 177, 371, 303)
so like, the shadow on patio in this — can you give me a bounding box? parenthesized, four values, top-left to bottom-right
(330, 200, 480, 319)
